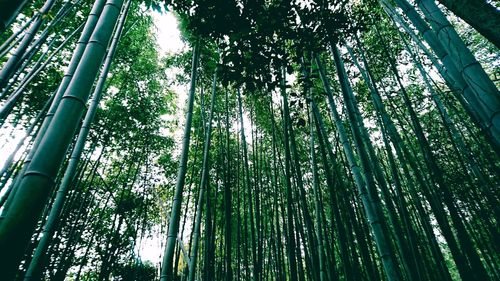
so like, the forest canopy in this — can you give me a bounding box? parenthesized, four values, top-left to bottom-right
(0, 0, 499, 280)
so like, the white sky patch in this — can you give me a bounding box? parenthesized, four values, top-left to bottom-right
(151, 10, 190, 148)
(0, 125, 28, 201)
(151, 11, 185, 56)
(136, 225, 165, 268)
(136, 11, 188, 266)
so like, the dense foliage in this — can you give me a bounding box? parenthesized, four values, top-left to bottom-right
(0, 0, 498, 281)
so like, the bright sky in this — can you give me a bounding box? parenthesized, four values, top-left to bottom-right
(152, 11, 185, 56)
(136, 11, 185, 266)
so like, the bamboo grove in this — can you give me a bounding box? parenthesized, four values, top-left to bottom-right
(0, 0, 498, 280)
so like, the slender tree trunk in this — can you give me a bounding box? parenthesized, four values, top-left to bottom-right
(312, 102, 354, 281)
(401, 34, 499, 218)
(307, 100, 326, 281)
(160, 40, 200, 281)
(188, 71, 217, 281)
(223, 88, 233, 281)
(316, 49, 401, 281)
(279, 66, 298, 281)
(236, 87, 258, 281)
(269, 98, 286, 281)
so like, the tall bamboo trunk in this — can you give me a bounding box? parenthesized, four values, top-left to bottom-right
(0, 0, 124, 278)
(22, 1, 129, 278)
(188, 71, 217, 281)
(401, 34, 499, 218)
(436, 0, 500, 48)
(1, 0, 106, 216)
(160, 40, 200, 281)
(415, 0, 500, 144)
(223, 88, 233, 281)
(236, 88, 258, 281)
(312, 101, 355, 281)
(280, 66, 298, 281)
(307, 98, 326, 281)
(269, 98, 286, 281)
(384, 0, 500, 146)
(380, 28, 491, 280)
(316, 47, 401, 281)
